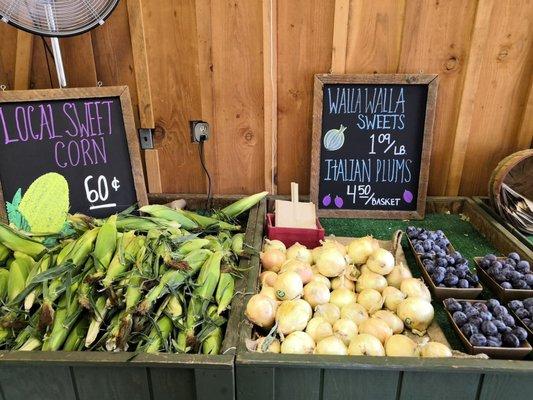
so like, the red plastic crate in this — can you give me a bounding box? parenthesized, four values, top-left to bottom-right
(265, 213, 325, 249)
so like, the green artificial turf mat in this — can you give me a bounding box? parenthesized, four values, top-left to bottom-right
(320, 213, 508, 354)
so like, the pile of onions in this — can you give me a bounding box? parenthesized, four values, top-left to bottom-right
(260, 249, 286, 272)
(281, 259, 313, 284)
(314, 303, 340, 325)
(260, 271, 278, 287)
(320, 239, 347, 256)
(396, 297, 434, 335)
(419, 341, 452, 358)
(386, 263, 412, 288)
(385, 335, 418, 357)
(316, 248, 347, 277)
(274, 271, 303, 300)
(303, 281, 330, 307)
(381, 286, 405, 312)
(281, 331, 315, 354)
(340, 303, 369, 325)
(358, 318, 393, 344)
(276, 299, 312, 335)
(329, 288, 357, 309)
(333, 318, 358, 345)
(331, 276, 355, 290)
(355, 271, 387, 293)
(246, 294, 278, 328)
(366, 248, 395, 275)
(400, 278, 431, 302)
(263, 239, 286, 253)
(348, 334, 385, 356)
(286, 242, 313, 264)
(315, 336, 347, 355)
(310, 274, 331, 289)
(346, 236, 378, 264)
(372, 310, 404, 334)
(356, 289, 383, 313)
(306, 317, 333, 342)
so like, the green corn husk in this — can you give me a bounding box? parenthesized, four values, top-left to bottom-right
(24, 253, 54, 311)
(0, 223, 47, 259)
(93, 215, 117, 271)
(101, 231, 139, 288)
(85, 296, 108, 347)
(115, 216, 182, 233)
(231, 233, 245, 256)
(105, 311, 133, 352)
(137, 249, 212, 315)
(176, 238, 210, 255)
(63, 317, 89, 351)
(69, 228, 100, 267)
(42, 286, 82, 351)
(56, 240, 77, 265)
(142, 315, 173, 354)
(215, 272, 235, 315)
(7, 258, 32, 302)
(177, 209, 241, 231)
(138, 205, 198, 230)
(19, 336, 42, 351)
(202, 326, 223, 355)
(212, 191, 267, 220)
(0, 268, 9, 301)
(0, 242, 10, 265)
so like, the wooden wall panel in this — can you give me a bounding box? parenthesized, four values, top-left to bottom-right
(397, 0, 478, 196)
(209, 0, 265, 193)
(141, 0, 206, 193)
(0, 24, 17, 89)
(459, 0, 533, 195)
(276, 0, 336, 194)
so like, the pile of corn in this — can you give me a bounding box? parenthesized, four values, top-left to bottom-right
(0, 192, 267, 354)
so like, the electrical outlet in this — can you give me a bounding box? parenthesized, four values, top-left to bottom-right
(190, 121, 210, 142)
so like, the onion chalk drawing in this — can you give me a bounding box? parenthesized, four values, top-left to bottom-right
(323, 124, 347, 151)
(322, 194, 332, 207)
(403, 189, 414, 203)
(334, 196, 344, 208)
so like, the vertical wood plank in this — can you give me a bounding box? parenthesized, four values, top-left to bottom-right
(400, 371, 481, 400)
(13, 31, 33, 90)
(127, 0, 154, 129)
(275, 368, 321, 400)
(276, 0, 335, 195)
(445, 0, 494, 195)
(457, 0, 533, 195)
(149, 367, 196, 400)
(142, 0, 206, 193)
(30, 36, 56, 89)
(194, 367, 234, 400)
(60, 33, 98, 87)
(236, 365, 274, 400)
(516, 77, 533, 150)
(0, 365, 76, 400)
(322, 369, 400, 400)
(0, 23, 18, 88)
(398, 0, 478, 196)
(345, 0, 405, 74)
(331, 0, 350, 74)
(263, 0, 278, 194)
(479, 374, 533, 400)
(144, 149, 163, 193)
(73, 365, 151, 400)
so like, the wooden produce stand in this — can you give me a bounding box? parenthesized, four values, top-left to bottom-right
(236, 197, 533, 400)
(0, 195, 263, 400)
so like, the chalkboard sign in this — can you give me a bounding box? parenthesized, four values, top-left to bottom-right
(310, 74, 438, 219)
(0, 86, 147, 228)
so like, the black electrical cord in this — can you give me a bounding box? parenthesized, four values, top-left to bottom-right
(41, 36, 54, 87)
(198, 139, 212, 211)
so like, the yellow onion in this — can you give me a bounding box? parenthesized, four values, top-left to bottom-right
(260, 271, 278, 287)
(344, 264, 361, 282)
(256, 337, 281, 353)
(321, 238, 347, 256)
(386, 263, 412, 288)
(346, 236, 379, 264)
(260, 286, 278, 302)
(310, 273, 331, 289)
(329, 288, 357, 310)
(348, 334, 385, 356)
(382, 286, 406, 312)
(396, 297, 434, 335)
(356, 289, 383, 314)
(372, 310, 404, 334)
(260, 249, 286, 272)
(311, 246, 323, 264)
(281, 259, 313, 284)
(263, 239, 286, 253)
(286, 242, 313, 264)
(358, 318, 393, 344)
(316, 248, 347, 278)
(400, 278, 431, 302)
(314, 303, 341, 325)
(419, 341, 452, 358)
(331, 276, 355, 290)
(385, 334, 418, 357)
(245, 294, 278, 328)
(315, 335, 347, 355)
(333, 318, 358, 345)
(305, 317, 334, 343)
(276, 299, 312, 335)
(303, 281, 331, 307)
(274, 271, 303, 300)
(355, 271, 388, 293)
(341, 303, 369, 325)
(366, 248, 395, 275)
(281, 331, 315, 354)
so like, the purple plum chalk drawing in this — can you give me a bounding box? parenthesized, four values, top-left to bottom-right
(334, 196, 344, 208)
(322, 194, 332, 207)
(403, 190, 414, 203)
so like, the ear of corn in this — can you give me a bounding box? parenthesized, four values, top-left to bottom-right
(0, 242, 10, 265)
(215, 272, 235, 315)
(177, 209, 241, 231)
(63, 317, 89, 351)
(144, 315, 173, 354)
(24, 254, 54, 311)
(69, 228, 100, 267)
(85, 295, 107, 347)
(42, 287, 82, 351)
(139, 205, 199, 230)
(19, 336, 42, 351)
(0, 223, 47, 259)
(231, 233, 245, 256)
(56, 239, 77, 265)
(105, 311, 132, 352)
(0, 268, 9, 301)
(7, 258, 31, 302)
(202, 326, 223, 354)
(101, 231, 137, 288)
(176, 238, 210, 255)
(212, 191, 267, 220)
(93, 215, 117, 271)
(115, 216, 182, 232)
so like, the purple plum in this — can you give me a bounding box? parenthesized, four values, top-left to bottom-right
(322, 194, 332, 207)
(334, 196, 344, 208)
(403, 189, 414, 203)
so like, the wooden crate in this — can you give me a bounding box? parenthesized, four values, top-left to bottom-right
(0, 195, 264, 400)
(236, 197, 533, 400)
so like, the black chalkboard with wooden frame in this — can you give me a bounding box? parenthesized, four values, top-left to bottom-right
(310, 74, 438, 219)
(0, 86, 148, 225)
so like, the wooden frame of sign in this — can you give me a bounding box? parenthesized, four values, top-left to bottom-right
(310, 74, 438, 219)
(0, 86, 148, 222)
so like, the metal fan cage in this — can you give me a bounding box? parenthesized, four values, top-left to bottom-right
(0, 0, 120, 37)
